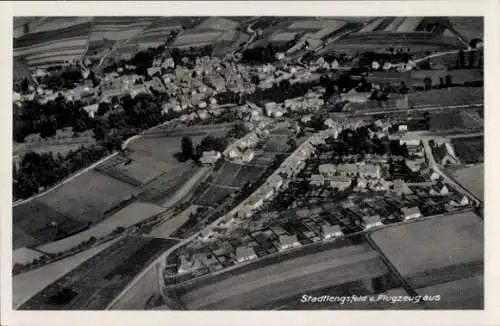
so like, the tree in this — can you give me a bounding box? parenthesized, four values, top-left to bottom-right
(439, 77, 445, 89)
(458, 49, 465, 69)
(20, 78, 30, 93)
(423, 76, 432, 91)
(181, 136, 194, 159)
(445, 74, 452, 87)
(468, 50, 476, 68)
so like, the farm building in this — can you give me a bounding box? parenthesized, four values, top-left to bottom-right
(362, 214, 383, 229)
(199, 151, 221, 165)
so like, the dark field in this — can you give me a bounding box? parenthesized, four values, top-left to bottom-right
(451, 136, 484, 163)
(19, 236, 177, 310)
(13, 200, 88, 249)
(409, 87, 483, 107)
(430, 110, 483, 133)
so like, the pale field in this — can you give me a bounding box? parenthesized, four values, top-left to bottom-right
(359, 18, 385, 33)
(13, 237, 121, 309)
(369, 211, 483, 277)
(383, 17, 406, 32)
(13, 247, 45, 265)
(270, 32, 298, 42)
(218, 30, 237, 42)
(197, 17, 239, 31)
(30, 17, 93, 34)
(14, 37, 88, 56)
(451, 164, 484, 201)
(173, 31, 223, 46)
(396, 17, 424, 32)
(37, 202, 164, 254)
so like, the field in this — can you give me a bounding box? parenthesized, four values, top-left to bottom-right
(89, 17, 157, 42)
(369, 211, 483, 308)
(13, 18, 93, 69)
(409, 87, 483, 107)
(36, 170, 136, 222)
(13, 247, 46, 265)
(451, 136, 484, 164)
(429, 110, 483, 133)
(172, 31, 223, 48)
(36, 202, 165, 254)
(148, 205, 201, 239)
(449, 17, 483, 43)
(13, 200, 88, 249)
(19, 236, 177, 310)
(211, 161, 267, 189)
(194, 184, 235, 206)
(13, 237, 121, 309)
(450, 164, 484, 201)
(416, 275, 483, 309)
(175, 242, 392, 310)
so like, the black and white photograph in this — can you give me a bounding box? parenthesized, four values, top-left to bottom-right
(5, 3, 493, 319)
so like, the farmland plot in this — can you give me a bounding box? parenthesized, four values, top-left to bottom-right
(194, 185, 235, 206)
(409, 87, 483, 107)
(172, 31, 223, 47)
(90, 17, 156, 41)
(230, 165, 267, 188)
(212, 162, 242, 186)
(19, 236, 177, 310)
(13, 200, 86, 249)
(13, 237, 122, 309)
(430, 110, 482, 133)
(37, 170, 136, 224)
(450, 164, 483, 201)
(148, 205, 202, 238)
(37, 202, 165, 254)
(451, 136, 484, 164)
(197, 17, 239, 31)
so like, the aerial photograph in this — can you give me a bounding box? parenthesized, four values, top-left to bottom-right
(12, 16, 484, 310)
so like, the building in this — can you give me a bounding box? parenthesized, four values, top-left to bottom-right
(434, 141, 459, 166)
(429, 184, 450, 196)
(362, 214, 383, 229)
(247, 197, 264, 211)
(318, 164, 336, 177)
(178, 255, 196, 274)
(321, 223, 343, 240)
(449, 194, 470, 207)
(310, 174, 325, 187)
(358, 164, 381, 179)
(329, 175, 352, 191)
(336, 164, 358, 177)
(401, 206, 422, 220)
(278, 234, 301, 251)
(235, 246, 257, 263)
(199, 151, 221, 164)
(82, 103, 99, 118)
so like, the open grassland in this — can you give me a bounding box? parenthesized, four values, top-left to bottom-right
(36, 202, 165, 254)
(19, 236, 177, 310)
(13, 237, 121, 309)
(175, 243, 390, 310)
(450, 164, 484, 201)
(369, 211, 483, 290)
